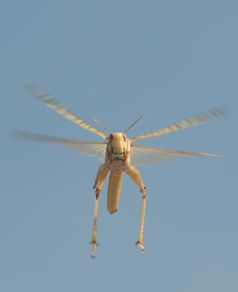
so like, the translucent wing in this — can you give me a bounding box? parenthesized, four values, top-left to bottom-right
(130, 144, 218, 165)
(131, 107, 231, 142)
(14, 130, 107, 161)
(24, 84, 107, 139)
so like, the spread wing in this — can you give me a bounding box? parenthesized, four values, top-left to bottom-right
(24, 84, 107, 139)
(130, 144, 218, 165)
(131, 107, 231, 142)
(14, 130, 107, 161)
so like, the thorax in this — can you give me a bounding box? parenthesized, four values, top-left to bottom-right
(105, 132, 131, 170)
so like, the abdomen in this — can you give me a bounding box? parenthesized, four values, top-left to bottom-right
(107, 171, 123, 214)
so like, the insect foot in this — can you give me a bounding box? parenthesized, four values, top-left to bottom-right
(135, 240, 145, 252)
(90, 240, 100, 259)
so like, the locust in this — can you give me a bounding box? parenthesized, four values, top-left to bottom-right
(16, 84, 230, 258)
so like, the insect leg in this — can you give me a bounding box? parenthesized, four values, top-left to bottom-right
(91, 164, 109, 259)
(126, 165, 147, 252)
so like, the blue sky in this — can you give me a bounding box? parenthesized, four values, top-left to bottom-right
(0, 1, 237, 291)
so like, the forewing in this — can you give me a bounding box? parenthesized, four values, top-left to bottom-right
(130, 144, 218, 165)
(14, 130, 107, 161)
(131, 107, 231, 142)
(24, 84, 107, 139)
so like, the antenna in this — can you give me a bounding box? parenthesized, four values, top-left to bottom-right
(93, 119, 111, 133)
(124, 113, 146, 133)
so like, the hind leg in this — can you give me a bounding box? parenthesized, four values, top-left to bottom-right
(126, 165, 147, 252)
(91, 164, 109, 259)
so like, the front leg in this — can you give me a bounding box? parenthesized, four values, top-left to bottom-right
(91, 164, 109, 259)
(126, 165, 147, 252)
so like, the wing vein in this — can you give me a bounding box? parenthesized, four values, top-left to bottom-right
(131, 107, 231, 142)
(130, 144, 218, 165)
(14, 130, 107, 161)
(24, 84, 107, 139)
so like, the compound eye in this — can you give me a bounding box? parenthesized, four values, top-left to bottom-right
(109, 134, 114, 140)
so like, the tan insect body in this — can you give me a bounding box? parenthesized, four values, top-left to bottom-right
(17, 85, 230, 258)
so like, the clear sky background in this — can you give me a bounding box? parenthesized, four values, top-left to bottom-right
(0, 1, 237, 291)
